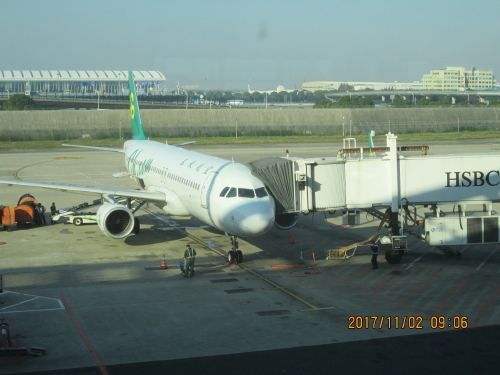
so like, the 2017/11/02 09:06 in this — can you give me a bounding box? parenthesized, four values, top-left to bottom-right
(347, 316, 469, 329)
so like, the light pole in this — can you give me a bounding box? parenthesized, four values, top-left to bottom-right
(95, 90, 100, 110)
(56, 72, 61, 97)
(7, 89, 9, 99)
(183, 90, 188, 109)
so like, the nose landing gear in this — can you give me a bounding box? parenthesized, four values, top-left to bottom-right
(227, 235, 243, 264)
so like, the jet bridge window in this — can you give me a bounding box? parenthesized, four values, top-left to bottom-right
(226, 188, 237, 198)
(255, 187, 268, 198)
(220, 187, 229, 197)
(238, 188, 255, 198)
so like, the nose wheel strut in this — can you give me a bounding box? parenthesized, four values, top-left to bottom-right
(227, 236, 243, 264)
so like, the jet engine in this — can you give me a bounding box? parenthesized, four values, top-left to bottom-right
(274, 212, 300, 230)
(96, 203, 135, 239)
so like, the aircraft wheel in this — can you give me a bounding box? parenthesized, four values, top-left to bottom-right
(236, 250, 243, 264)
(227, 250, 236, 263)
(385, 249, 403, 264)
(73, 218, 83, 226)
(133, 217, 140, 234)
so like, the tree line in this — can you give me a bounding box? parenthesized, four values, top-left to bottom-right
(313, 95, 500, 108)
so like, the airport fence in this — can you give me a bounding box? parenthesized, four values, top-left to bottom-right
(0, 120, 499, 142)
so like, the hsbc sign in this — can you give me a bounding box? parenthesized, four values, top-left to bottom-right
(445, 171, 500, 187)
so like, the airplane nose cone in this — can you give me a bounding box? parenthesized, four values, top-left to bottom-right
(235, 202, 274, 236)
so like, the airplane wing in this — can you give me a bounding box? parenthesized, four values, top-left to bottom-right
(0, 179, 166, 202)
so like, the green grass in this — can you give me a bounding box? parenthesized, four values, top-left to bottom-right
(1, 131, 500, 149)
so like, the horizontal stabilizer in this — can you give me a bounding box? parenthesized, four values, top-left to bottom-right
(63, 144, 124, 153)
(113, 172, 140, 178)
(170, 141, 196, 147)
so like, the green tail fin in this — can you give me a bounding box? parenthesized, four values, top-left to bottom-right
(128, 71, 147, 140)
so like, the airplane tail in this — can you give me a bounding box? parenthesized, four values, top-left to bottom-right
(128, 71, 147, 140)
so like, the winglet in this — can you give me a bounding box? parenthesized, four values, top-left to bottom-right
(128, 71, 147, 140)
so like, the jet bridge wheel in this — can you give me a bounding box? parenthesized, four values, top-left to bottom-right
(385, 249, 403, 264)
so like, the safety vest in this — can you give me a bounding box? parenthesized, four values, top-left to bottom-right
(186, 248, 196, 258)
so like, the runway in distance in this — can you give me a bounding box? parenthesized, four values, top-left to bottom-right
(0, 71, 276, 263)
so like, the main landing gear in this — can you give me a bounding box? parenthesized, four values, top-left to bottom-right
(227, 235, 243, 264)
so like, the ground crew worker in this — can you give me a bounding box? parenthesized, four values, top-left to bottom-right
(370, 242, 379, 269)
(183, 244, 197, 277)
(36, 203, 46, 226)
(50, 202, 57, 224)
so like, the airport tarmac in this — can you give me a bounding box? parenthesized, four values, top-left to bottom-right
(1, 141, 500, 374)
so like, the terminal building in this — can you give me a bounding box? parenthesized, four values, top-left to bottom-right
(302, 81, 422, 91)
(0, 70, 166, 95)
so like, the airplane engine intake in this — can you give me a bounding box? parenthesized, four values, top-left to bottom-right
(274, 212, 299, 230)
(97, 203, 135, 239)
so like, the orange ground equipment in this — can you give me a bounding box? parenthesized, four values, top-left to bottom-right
(0, 206, 16, 232)
(14, 194, 39, 227)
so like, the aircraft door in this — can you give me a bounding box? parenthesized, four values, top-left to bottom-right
(200, 171, 217, 208)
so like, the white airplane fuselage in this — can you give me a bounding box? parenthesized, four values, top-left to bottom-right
(123, 140, 275, 237)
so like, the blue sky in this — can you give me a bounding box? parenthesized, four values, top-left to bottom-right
(2, 0, 500, 90)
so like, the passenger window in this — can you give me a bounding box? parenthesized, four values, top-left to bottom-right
(255, 187, 268, 198)
(220, 187, 229, 197)
(226, 188, 237, 198)
(238, 188, 255, 198)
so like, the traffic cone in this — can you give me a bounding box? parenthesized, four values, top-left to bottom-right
(289, 233, 296, 244)
(160, 256, 168, 269)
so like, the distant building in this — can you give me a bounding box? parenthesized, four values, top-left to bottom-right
(0, 70, 166, 95)
(302, 81, 422, 92)
(421, 67, 496, 91)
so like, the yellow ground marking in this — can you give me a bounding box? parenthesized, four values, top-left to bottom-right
(13, 161, 52, 180)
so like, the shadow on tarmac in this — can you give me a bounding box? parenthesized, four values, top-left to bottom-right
(15, 325, 499, 375)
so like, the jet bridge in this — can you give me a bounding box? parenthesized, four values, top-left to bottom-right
(250, 133, 500, 263)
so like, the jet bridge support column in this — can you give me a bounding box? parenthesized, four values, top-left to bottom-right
(385, 133, 407, 264)
(387, 132, 400, 235)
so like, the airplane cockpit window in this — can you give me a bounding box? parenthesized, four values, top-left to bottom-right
(238, 188, 255, 198)
(255, 187, 268, 198)
(226, 187, 237, 198)
(220, 187, 229, 197)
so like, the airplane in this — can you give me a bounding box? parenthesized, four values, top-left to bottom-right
(0, 71, 276, 263)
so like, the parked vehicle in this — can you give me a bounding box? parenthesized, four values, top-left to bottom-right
(63, 212, 98, 226)
(0, 206, 15, 231)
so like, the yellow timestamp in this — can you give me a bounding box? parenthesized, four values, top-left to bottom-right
(348, 316, 469, 329)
